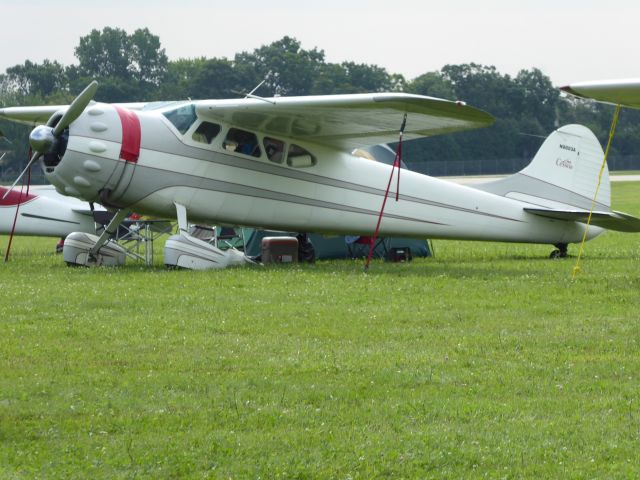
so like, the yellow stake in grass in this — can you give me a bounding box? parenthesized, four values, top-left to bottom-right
(572, 104, 622, 279)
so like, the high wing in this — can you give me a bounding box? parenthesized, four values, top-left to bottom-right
(1, 93, 493, 150)
(196, 93, 494, 151)
(0, 105, 68, 126)
(561, 79, 640, 108)
(525, 207, 640, 232)
(0, 102, 150, 126)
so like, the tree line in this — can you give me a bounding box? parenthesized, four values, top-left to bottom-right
(2, 27, 639, 179)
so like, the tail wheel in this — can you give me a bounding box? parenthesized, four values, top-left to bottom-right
(550, 243, 568, 259)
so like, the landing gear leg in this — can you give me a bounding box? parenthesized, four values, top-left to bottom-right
(549, 242, 568, 259)
(88, 209, 129, 263)
(163, 203, 250, 269)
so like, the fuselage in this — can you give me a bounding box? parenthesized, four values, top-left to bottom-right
(43, 101, 599, 245)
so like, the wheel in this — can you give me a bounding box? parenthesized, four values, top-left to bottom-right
(550, 248, 568, 259)
(550, 243, 568, 259)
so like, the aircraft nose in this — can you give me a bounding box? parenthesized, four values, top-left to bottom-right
(43, 103, 140, 203)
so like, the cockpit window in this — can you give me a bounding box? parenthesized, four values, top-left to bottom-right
(163, 104, 197, 134)
(287, 144, 316, 168)
(223, 128, 261, 157)
(192, 121, 221, 144)
(263, 137, 285, 163)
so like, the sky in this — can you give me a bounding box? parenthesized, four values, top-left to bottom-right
(1, 0, 638, 88)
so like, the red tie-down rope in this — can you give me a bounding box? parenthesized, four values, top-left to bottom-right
(4, 157, 32, 262)
(364, 114, 407, 271)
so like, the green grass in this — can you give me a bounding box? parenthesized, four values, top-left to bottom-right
(611, 170, 640, 176)
(1, 183, 640, 479)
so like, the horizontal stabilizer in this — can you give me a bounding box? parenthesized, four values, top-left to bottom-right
(525, 207, 640, 232)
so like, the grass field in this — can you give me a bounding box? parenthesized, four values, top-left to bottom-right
(1, 183, 639, 479)
(612, 170, 640, 176)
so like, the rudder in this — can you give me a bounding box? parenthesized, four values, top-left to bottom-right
(475, 124, 611, 211)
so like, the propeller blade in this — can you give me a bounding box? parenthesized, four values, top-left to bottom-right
(1, 151, 42, 200)
(2, 81, 97, 201)
(52, 80, 98, 137)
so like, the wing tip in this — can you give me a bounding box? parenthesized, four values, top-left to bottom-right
(560, 85, 585, 99)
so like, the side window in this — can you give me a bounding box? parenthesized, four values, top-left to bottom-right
(223, 128, 261, 158)
(192, 121, 221, 144)
(263, 137, 285, 163)
(162, 104, 197, 134)
(287, 144, 316, 168)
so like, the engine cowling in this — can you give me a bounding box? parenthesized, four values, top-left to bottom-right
(44, 103, 140, 206)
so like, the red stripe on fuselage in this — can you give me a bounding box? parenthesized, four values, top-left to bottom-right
(114, 105, 141, 163)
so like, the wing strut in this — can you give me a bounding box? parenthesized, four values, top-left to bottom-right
(365, 113, 407, 272)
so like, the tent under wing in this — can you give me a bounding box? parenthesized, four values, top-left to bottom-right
(243, 230, 431, 260)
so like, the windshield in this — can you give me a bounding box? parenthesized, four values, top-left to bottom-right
(162, 104, 197, 134)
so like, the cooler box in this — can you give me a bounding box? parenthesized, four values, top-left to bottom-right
(262, 236, 298, 264)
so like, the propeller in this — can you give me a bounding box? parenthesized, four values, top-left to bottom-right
(2, 81, 98, 200)
(2, 151, 42, 198)
(52, 80, 98, 136)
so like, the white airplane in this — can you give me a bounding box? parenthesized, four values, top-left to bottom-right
(1, 81, 639, 269)
(561, 78, 640, 107)
(0, 184, 97, 237)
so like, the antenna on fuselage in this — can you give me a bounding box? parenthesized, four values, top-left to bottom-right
(232, 78, 277, 105)
(246, 79, 266, 98)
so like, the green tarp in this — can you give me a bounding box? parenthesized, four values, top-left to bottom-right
(243, 230, 431, 260)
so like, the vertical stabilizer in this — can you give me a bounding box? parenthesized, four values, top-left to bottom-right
(475, 124, 610, 210)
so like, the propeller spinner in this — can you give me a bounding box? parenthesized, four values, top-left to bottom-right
(28, 125, 56, 154)
(2, 81, 98, 199)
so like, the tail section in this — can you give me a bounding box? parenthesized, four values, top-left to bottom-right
(475, 124, 640, 232)
(476, 124, 610, 211)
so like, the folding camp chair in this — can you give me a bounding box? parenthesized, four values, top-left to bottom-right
(346, 235, 389, 259)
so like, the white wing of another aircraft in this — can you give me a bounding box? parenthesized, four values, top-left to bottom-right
(561, 78, 640, 108)
(0, 184, 98, 237)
